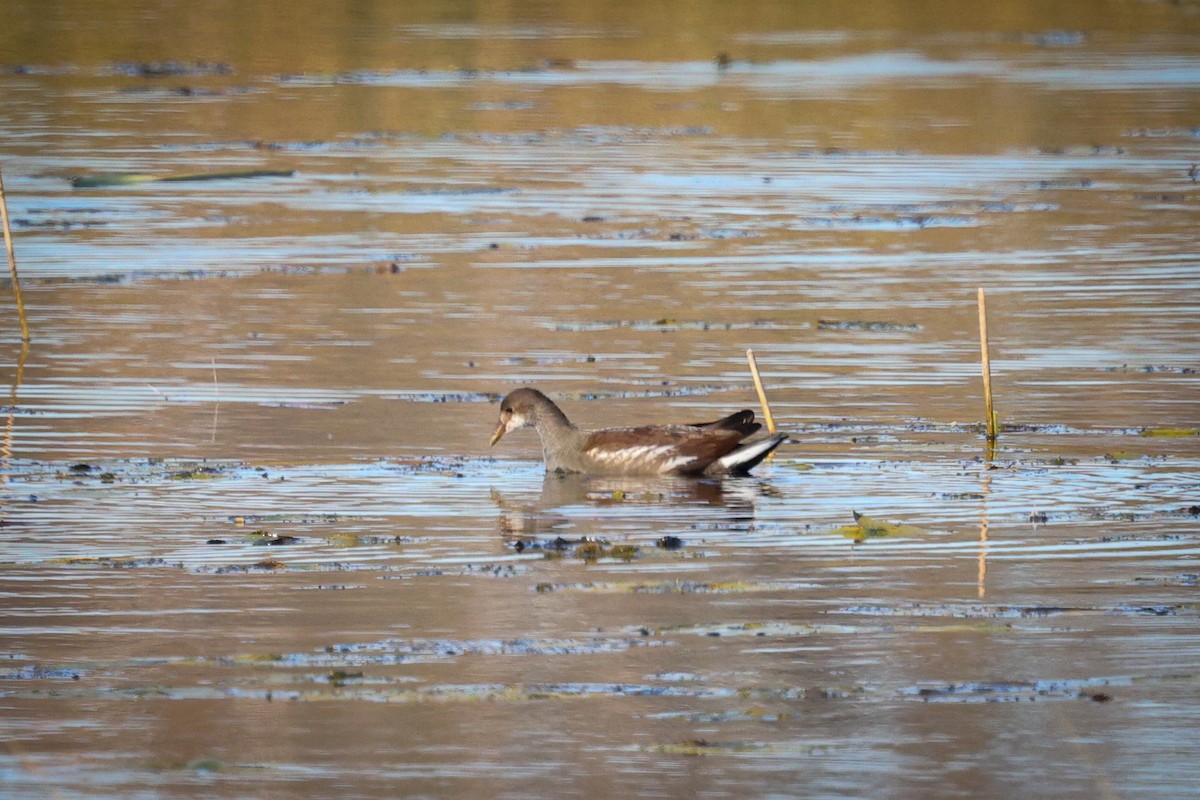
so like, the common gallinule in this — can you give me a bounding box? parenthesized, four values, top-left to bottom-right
(489, 387, 787, 476)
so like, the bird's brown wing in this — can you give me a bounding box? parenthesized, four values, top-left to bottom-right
(686, 410, 761, 437)
(581, 425, 747, 475)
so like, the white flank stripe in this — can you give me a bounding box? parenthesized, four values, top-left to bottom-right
(718, 437, 780, 469)
(588, 444, 679, 467)
(626, 445, 653, 462)
(659, 455, 697, 473)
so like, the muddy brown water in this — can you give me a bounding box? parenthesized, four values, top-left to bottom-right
(2, 1, 1199, 798)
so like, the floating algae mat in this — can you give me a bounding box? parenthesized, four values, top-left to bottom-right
(71, 169, 295, 188)
(831, 511, 926, 543)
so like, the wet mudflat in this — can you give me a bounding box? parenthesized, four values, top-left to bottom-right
(2, 1, 1200, 798)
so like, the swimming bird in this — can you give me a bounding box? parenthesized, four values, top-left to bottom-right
(489, 387, 786, 477)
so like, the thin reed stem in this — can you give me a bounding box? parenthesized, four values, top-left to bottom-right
(745, 348, 777, 434)
(977, 288, 997, 442)
(0, 166, 30, 343)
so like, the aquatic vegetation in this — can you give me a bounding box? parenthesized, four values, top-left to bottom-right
(904, 677, 1127, 703)
(532, 580, 811, 595)
(651, 739, 770, 757)
(1139, 427, 1199, 438)
(71, 170, 294, 188)
(816, 319, 922, 332)
(244, 531, 302, 546)
(509, 536, 642, 562)
(832, 511, 925, 543)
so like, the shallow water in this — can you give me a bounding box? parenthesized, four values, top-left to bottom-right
(2, 1, 1200, 798)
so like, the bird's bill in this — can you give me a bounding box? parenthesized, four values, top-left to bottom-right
(489, 420, 507, 447)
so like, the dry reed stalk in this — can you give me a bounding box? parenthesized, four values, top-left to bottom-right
(977, 288, 997, 442)
(745, 348, 777, 434)
(0, 166, 30, 342)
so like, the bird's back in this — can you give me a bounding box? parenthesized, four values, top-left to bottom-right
(580, 421, 752, 476)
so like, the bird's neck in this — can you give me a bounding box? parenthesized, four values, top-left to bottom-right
(534, 411, 584, 472)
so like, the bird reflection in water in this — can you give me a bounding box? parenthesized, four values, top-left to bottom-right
(492, 470, 779, 543)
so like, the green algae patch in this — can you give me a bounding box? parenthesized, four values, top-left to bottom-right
(510, 536, 643, 562)
(244, 530, 302, 546)
(575, 540, 606, 561)
(833, 510, 924, 542)
(221, 653, 287, 664)
(72, 169, 294, 188)
(1139, 427, 1199, 438)
(42, 556, 180, 569)
(326, 670, 364, 686)
(207, 559, 291, 573)
(608, 544, 640, 561)
(168, 466, 227, 480)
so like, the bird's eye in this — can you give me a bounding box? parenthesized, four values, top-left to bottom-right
(503, 407, 512, 414)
